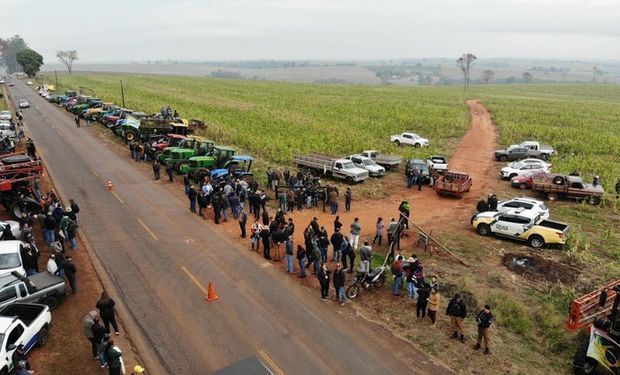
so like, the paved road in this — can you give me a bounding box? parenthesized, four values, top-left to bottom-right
(8, 81, 451, 375)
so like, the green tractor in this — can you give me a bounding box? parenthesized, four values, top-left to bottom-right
(156, 136, 214, 164)
(162, 149, 197, 171)
(178, 146, 242, 175)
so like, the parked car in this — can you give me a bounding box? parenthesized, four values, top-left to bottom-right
(26, 81, 33, 86)
(0, 303, 52, 374)
(500, 159, 550, 179)
(507, 141, 555, 158)
(390, 132, 429, 147)
(0, 122, 17, 140)
(346, 155, 385, 177)
(497, 197, 549, 220)
(7, 82, 14, 87)
(0, 271, 66, 310)
(510, 170, 548, 190)
(471, 208, 569, 248)
(295, 154, 369, 183)
(494, 146, 547, 162)
(426, 155, 448, 173)
(0, 111, 11, 122)
(405, 159, 430, 183)
(0, 241, 27, 277)
(360, 150, 401, 169)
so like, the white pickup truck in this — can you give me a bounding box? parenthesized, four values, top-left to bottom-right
(507, 141, 554, 158)
(390, 132, 429, 148)
(426, 155, 449, 173)
(295, 154, 369, 183)
(0, 303, 51, 374)
(346, 155, 386, 177)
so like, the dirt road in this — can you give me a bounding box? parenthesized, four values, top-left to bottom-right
(8, 81, 451, 374)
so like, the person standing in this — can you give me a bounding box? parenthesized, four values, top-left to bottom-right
(360, 241, 372, 273)
(344, 187, 352, 211)
(345, 240, 356, 273)
(406, 165, 415, 188)
(11, 344, 30, 371)
(475, 305, 494, 354)
(330, 228, 344, 262)
(391, 256, 404, 296)
(318, 228, 329, 263)
(333, 216, 343, 233)
(386, 218, 397, 247)
(97, 291, 120, 335)
(416, 283, 431, 321)
(74, 114, 81, 128)
(318, 262, 331, 300)
(278, 190, 287, 213)
(166, 163, 174, 182)
(187, 186, 197, 213)
(260, 226, 271, 260)
(447, 294, 468, 343)
(238, 207, 248, 238)
(152, 160, 161, 181)
(91, 317, 107, 367)
(105, 340, 125, 375)
(311, 236, 321, 275)
(285, 236, 294, 273)
(487, 194, 498, 211)
(251, 220, 262, 251)
(349, 218, 361, 250)
(328, 188, 338, 215)
(428, 287, 440, 327)
(197, 192, 207, 217)
(333, 263, 347, 305)
(183, 174, 191, 195)
(63, 256, 77, 294)
(398, 200, 410, 229)
(67, 219, 78, 250)
(83, 311, 99, 359)
(296, 245, 307, 278)
(373, 217, 384, 246)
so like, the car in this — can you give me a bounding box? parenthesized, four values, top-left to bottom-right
(0, 122, 17, 140)
(0, 272, 66, 310)
(0, 241, 27, 277)
(497, 197, 550, 220)
(0, 111, 11, 121)
(7, 82, 14, 87)
(26, 81, 33, 86)
(390, 132, 430, 147)
(510, 170, 549, 190)
(405, 159, 430, 183)
(346, 155, 386, 177)
(513, 158, 552, 168)
(18, 99, 30, 108)
(426, 155, 448, 173)
(0, 79, 4, 84)
(0, 221, 22, 240)
(500, 160, 550, 179)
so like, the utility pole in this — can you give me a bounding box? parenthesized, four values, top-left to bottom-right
(120, 80, 126, 107)
(55, 71, 59, 92)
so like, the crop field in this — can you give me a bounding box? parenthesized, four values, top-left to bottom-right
(46, 73, 620, 373)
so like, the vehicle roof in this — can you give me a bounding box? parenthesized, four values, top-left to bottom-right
(501, 197, 543, 204)
(349, 154, 370, 159)
(503, 208, 539, 218)
(429, 155, 446, 159)
(409, 159, 426, 164)
(0, 316, 16, 329)
(0, 241, 23, 254)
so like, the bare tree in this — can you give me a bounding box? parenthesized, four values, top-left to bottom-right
(522, 72, 533, 83)
(481, 69, 495, 84)
(456, 53, 477, 89)
(57, 50, 78, 75)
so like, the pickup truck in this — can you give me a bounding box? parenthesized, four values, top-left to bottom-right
(426, 155, 448, 173)
(434, 171, 472, 198)
(0, 271, 66, 310)
(494, 146, 547, 162)
(346, 155, 386, 177)
(507, 141, 554, 158)
(390, 132, 429, 148)
(360, 150, 401, 169)
(0, 303, 51, 374)
(295, 154, 369, 184)
(471, 208, 569, 248)
(532, 174, 604, 205)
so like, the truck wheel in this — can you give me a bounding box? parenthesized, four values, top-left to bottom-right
(548, 193, 558, 201)
(509, 173, 517, 179)
(573, 335, 599, 374)
(43, 296, 59, 310)
(477, 224, 491, 236)
(519, 182, 528, 190)
(414, 143, 421, 148)
(553, 176, 564, 185)
(499, 155, 508, 162)
(528, 235, 545, 249)
(588, 196, 601, 206)
(395, 140, 401, 147)
(346, 176, 354, 184)
(37, 326, 49, 347)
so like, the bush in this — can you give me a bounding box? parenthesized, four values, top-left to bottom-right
(487, 291, 532, 334)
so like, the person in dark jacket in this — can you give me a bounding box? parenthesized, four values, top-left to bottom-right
(63, 256, 77, 294)
(152, 160, 161, 180)
(97, 291, 120, 335)
(11, 344, 30, 370)
(238, 207, 248, 238)
(21, 244, 37, 276)
(333, 263, 347, 305)
(446, 294, 468, 343)
(475, 305, 494, 354)
(317, 262, 331, 300)
(187, 186, 197, 213)
(487, 194, 498, 211)
(212, 195, 221, 224)
(105, 339, 123, 375)
(416, 283, 431, 321)
(260, 226, 271, 260)
(183, 174, 191, 195)
(330, 228, 344, 262)
(296, 245, 307, 278)
(91, 317, 107, 366)
(333, 216, 343, 233)
(1, 224, 15, 241)
(310, 217, 320, 235)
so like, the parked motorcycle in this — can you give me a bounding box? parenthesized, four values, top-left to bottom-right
(346, 266, 387, 299)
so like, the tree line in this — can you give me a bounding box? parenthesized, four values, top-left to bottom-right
(1, 34, 78, 77)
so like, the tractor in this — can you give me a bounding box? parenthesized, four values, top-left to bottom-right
(569, 280, 620, 374)
(156, 136, 214, 164)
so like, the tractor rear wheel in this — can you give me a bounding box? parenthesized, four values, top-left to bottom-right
(573, 336, 601, 374)
(125, 131, 136, 142)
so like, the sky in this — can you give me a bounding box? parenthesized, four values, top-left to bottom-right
(1, 0, 619, 62)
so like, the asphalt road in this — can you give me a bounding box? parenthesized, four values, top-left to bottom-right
(8, 81, 451, 375)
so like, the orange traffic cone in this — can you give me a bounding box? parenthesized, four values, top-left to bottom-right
(205, 281, 218, 302)
(107, 180, 113, 191)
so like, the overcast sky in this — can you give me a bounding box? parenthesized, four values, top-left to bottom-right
(1, 0, 619, 62)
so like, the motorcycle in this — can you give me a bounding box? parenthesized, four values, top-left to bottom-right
(346, 266, 387, 299)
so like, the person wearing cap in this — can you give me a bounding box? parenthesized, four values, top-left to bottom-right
(132, 365, 145, 374)
(475, 305, 494, 354)
(446, 294, 468, 343)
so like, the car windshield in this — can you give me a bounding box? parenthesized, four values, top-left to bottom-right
(539, 203, 548, 211)
(0, 253, 21, 269)
(411, 134, 420, 139)
(362, 159, 375, 166)
(512, 162, 525, 169)
(341, 162, 355, 169)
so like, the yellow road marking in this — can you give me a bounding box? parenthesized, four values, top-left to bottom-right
(138, 218, 159, 241)
(110, 190, 125, 204)
(258, 349, 285, 375)
(181, 266, 208, 295)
